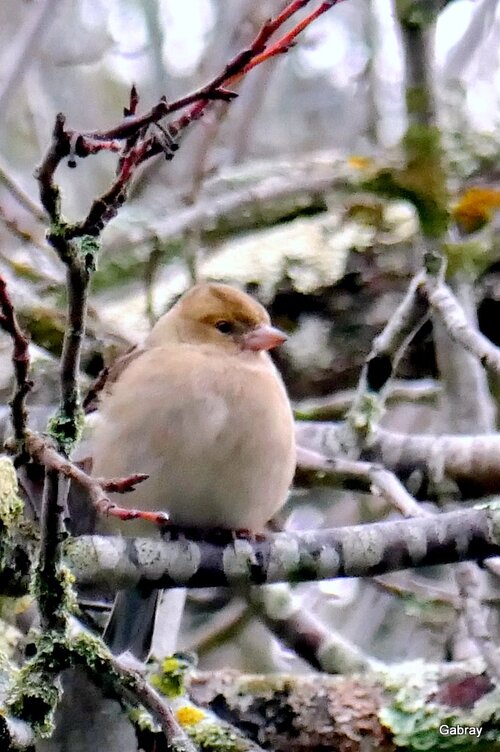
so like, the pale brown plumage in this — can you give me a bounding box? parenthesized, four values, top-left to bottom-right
(94, 283, 296, 658)
(92, 282, 296, 532)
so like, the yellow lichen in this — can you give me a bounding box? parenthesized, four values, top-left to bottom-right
(348, 155, 375, 170)
(176, 705, 206, 726)
(0, 457, 24, 527)
(452, 187, 500, 235)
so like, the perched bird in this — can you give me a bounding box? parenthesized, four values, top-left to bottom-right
(91, 282, 296, 658)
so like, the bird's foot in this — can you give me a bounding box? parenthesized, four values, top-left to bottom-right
(232, 527, 266, 543)
(160, 526, 266, 544)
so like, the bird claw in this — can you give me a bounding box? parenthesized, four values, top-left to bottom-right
(232, 527, 266, 543)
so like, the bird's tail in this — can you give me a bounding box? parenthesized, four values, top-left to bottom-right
(104, 586, 187, 661)
(104, 585, 160, 660)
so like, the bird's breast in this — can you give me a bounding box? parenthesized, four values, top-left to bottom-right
(92, 348, 295, 533)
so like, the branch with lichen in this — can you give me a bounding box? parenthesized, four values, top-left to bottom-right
(294, 379, 441, 422)
(150, 655, 267, 752)
(1, 631, 197, 752)
(62, 506, 500, 592)
(297, 421, 500, 495)
(346, 271, 429, 441)
(184, 658, 499, 751)
(423, 252, 500, 378)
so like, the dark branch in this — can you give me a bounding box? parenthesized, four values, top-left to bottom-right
(0, 275, 32, 443)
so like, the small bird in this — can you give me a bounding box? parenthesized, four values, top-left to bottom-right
(91, 282, 296, 658)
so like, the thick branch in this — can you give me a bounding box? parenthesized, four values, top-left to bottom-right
(64, 507, 500, 591)
(186, 661, 498, 751)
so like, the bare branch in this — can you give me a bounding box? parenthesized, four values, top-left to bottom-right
(0, 156, 46, 223)
(0, 275, 32, 443)
(296, 445, 427, 517)
(19, 431, 152, 520)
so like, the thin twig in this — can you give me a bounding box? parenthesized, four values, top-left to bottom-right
(0, 0, 59, 117)
(20, 431, 156, 522)
(0, 274, 32, 442)
(296, 445, 426, 518)
(34, 1, 342, 241)
(0, 156, 46, 223)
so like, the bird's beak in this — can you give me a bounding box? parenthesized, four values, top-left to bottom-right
(242, 324, 288, 351)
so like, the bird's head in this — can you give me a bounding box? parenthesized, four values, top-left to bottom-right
(147, 283, 287, 355)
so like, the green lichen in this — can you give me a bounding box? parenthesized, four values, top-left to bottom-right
(47, 401, 85, 455)
(396, 0, 438, 27)
(0, 459, 23, 530)
(150, 655, 192, 699)
(443, 240, 494, 278)
(364, 125, 449, 239)
(350, 393, 385, 435)
(47, 219, 74, 262)
(378, 662, 500, 751)
(7, 632, 67, 737)
(32, 556, 76, 633)
(69, 632, 117, 673)
(128, 706, 157, 732)
(0, 458, 24, 569)
(75, 235, 101, 273)
(19, 306, 66, 356)
(189, 722, 243, 752)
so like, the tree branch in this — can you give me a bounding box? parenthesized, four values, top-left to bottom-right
(0, 275, 32, 443)
(296, 422, 500, 495)
(64, 507, 500, 592)
(185, 660, 499, 751)
(424, 253, 500, 378)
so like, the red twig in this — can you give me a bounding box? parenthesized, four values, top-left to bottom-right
(35, 0, 342, 235)
(22, 431, 170, 524)
(0, 275, 32, 442)
(164, 0, 341, 149)
(241, 2, 338, 76)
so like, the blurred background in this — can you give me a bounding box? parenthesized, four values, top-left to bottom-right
(0, 0, 500, 676)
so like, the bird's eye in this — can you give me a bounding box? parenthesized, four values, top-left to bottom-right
(215, 320, 234, 334)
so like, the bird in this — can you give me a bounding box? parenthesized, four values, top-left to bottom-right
(91, 282, 296, 659)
